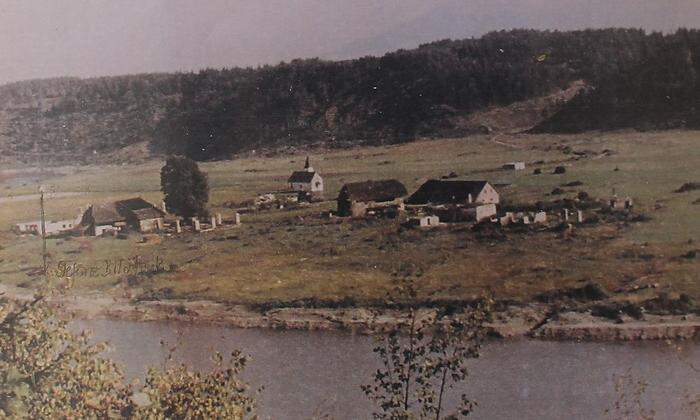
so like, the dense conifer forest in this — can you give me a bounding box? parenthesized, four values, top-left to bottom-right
(1, 28, 699, 163)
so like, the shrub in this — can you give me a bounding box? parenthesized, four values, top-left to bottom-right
(551, 187, 565, 195)
(139, 351, 256, 419)
(362, 277, 491, 419)
(0, 292, 257, 418)
(0, 295, 132, 418)
(674, 182, 700, 193)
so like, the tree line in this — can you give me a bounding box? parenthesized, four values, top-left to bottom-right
(1, 28, 699, 162)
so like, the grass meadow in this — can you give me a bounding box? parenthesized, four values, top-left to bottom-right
(0, 130, 698, 306)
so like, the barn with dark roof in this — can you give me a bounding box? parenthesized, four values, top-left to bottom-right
(116, 197, 166, 233)
(406, 180, 499, 206)
(80, 197, 165, 235)
(337, 179, 407, 217)
(80, 202, 127, 236)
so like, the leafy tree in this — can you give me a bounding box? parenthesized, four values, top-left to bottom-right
(362, 277, 491, 419)
(0, 290, 257, 419)
(160, 156, 210, 218)
(0, 295, 132, 418)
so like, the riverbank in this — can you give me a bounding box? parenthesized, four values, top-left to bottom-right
(2, 283, 699, 341)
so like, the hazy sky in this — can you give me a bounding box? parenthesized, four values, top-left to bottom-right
(1, 0, 699, 85)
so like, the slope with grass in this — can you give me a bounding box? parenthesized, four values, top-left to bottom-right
(0, 130, 697, 312)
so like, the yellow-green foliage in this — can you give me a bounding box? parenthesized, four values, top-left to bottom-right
(0, 292, 256, 419)
(0, 295, 131, 418)
(139, 350, 256, 419)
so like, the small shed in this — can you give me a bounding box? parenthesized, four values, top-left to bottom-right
(116, 197, 166, 233)
(337, 179, 407, 217)
(503, 162, 526, 170)
(407, 180, 500, 206)
(406, 215, 440, 228)
(419, 215, 440, 227)
(533, 211, 547, 224)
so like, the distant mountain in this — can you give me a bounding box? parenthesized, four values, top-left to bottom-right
(1, 28, 700, 165)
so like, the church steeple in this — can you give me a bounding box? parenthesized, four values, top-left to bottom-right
(304, 156, 313, 172)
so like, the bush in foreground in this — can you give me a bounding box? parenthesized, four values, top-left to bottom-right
(0, 292, 256, 419)
(363, 277, 491, 419)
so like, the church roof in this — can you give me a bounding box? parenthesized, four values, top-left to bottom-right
(288, 171, 317, 183)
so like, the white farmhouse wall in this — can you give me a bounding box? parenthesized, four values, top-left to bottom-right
(475, 204, 497, 222)
(475, 183, 500, 204)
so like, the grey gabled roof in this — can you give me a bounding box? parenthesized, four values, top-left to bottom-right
(117, 197, 165, 220)
(82, 197, 164, 225)
(116, 197, 165, 220)
(406, 180, 490, 205)
(338, 179, 407, 203)
(84, 202, 125, 225)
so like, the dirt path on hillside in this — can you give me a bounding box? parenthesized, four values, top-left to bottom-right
(0, 191, 85, 203)
(490, 133, 525, 149)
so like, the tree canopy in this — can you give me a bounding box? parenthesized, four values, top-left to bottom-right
(2, 28, 700, 163)
(160, 156, 210, 218)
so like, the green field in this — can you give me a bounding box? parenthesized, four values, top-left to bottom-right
(0, 130, 698, 306)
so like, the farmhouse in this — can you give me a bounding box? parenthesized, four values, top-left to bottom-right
(406, 180, 500, 206)
(337, 179, 407, 217)
(80, 197, 165, 235)
(288, 157, 323, 200)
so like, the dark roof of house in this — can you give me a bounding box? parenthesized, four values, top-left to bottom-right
(406, 180, 491, 205)
(116, 197, 165, 220)
(288, 171, 317, 183)
(87, 202, 126, 225)
(83, 197, 165, 226)
(338, 180, 407, 203)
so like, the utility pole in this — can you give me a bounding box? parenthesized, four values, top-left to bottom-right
(39, 188, 48, 277)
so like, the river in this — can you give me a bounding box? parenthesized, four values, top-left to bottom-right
(74, 319, 700, 420)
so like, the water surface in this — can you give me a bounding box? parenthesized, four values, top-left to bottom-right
(76, 319, 700, 419)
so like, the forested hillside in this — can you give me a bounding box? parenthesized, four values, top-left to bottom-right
(1, 28, 699, 164)
(0, 74, 181, 164)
